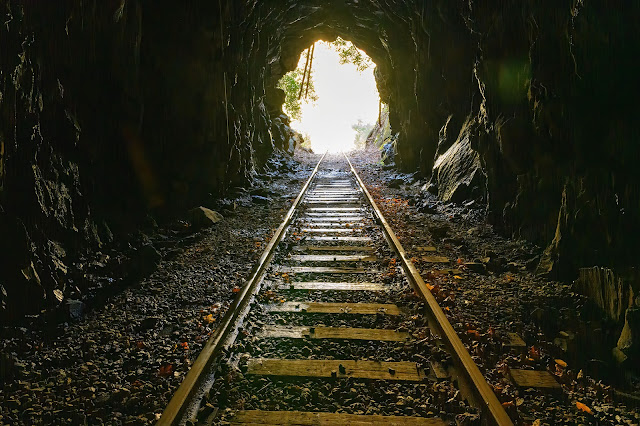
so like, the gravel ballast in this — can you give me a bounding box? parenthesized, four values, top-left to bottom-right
(0, 153, 314, 424)
(1, 150, 639, 425)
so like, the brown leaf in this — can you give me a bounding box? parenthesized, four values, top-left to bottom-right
(575, 401, 592, 414)
(158, 364, 174, 377)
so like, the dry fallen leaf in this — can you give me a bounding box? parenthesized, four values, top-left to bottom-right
(575, 401, 592, 414)
(158, 364, 174, 377)
(488, 327, 496, 339)
(529, 345, 541, 360)
(467, 329, 481, 339)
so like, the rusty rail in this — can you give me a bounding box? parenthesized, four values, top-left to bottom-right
(345, 153, 513, 426)
(158, 152, 327, 425)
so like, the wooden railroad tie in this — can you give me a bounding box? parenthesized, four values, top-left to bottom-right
(230, 410, 447, 425)
(266, 302, 402, 315)
(276, 281, 385, 291)
(289, 254, 377, 262)
(294, 245, 374, 252)
(509, 369, 561, 390)
(258, 325, 411, 341)
(247, 359, 425, 381)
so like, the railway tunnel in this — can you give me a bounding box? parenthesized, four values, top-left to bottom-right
(1, 1, 640, 424)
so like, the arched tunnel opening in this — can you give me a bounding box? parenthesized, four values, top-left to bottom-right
(1, 1, 639, 424)
(276, 38, 381, 153)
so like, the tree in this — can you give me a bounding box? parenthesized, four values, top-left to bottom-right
(277, 39, 373, 121)
(352, 120, 375, 148)
(277, 51, 318, 121)
(330, 37, 374, 72)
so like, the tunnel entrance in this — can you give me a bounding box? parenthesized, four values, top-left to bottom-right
(277, 39, 381, 153)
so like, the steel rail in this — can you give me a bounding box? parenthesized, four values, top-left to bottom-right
(344, 154, 513, 426)
(158, 152, 327, 425)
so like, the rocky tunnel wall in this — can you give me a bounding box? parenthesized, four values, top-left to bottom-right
(1, 0, 639, 322)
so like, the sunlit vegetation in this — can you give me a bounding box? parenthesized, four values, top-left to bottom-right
(277, 67, 318, 121)
(277, 38, 379, 151)
(330, 37, 374, 72)
(352, 120, 375, 148)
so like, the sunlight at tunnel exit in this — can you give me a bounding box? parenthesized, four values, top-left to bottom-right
(285, 41, 380, 153)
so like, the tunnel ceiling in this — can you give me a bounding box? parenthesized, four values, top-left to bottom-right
(1, 0, 639, 319)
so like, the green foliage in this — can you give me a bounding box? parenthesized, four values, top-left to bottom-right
(352, 120, 375, 148)
(372, 104, 392, 149)
(277, 56, 318, 121)
(300, 132, 313, 151)
(330, 37, 374, 72)
(277, 38, 373, 122)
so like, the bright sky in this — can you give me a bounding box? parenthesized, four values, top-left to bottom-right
(291, 41, 380, 153)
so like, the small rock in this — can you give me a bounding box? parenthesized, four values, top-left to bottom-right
(418, 203, 438, 214)
(67, 299, 85, 320)
(251, 195, 271, 205)
(482, 256, 505, 273)
(428, 224, 450, 239)
(188, 207, 224, 229)
(464, 262, 486, 274)
(250, 187, 274, 197)
(140, 316, 161, 330)
(387, 178, 404, 188)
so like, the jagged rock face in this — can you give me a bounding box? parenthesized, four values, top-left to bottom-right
(576, 267, 638, 325)
(1, 0, 639, 319)
(472, 2, 640, 281)
(429, 117, 484, 203)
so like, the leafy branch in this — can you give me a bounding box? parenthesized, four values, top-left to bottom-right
(276, 38, 373, 121)
(277, 67, 318, 121)
(330, 37, 374, 72)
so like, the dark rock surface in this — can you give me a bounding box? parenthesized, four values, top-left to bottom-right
(576, 267, 639, 325)
(187, 207, 224, 230)
(429, 118, 484, 203)
(618, 308, 640, 364)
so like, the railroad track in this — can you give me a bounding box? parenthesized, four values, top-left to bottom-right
(159, 154, 513, 425)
